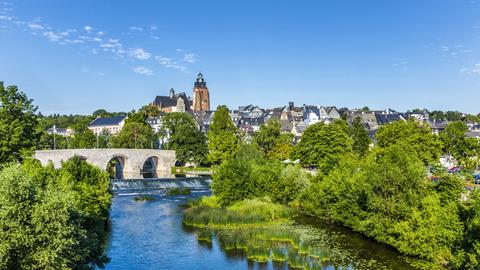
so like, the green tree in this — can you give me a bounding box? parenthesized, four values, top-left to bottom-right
(253, 118, 294, 161)
(0, 158, 111, 269)
(441, 121, 480, 167)
(0, 82, 40, 164)
(0, 165, 85, 270)
(57, 156, 111, 268)
(349, 116, 371, 157)
(430, 110, 447, 121)
(292, 120, 352, 173)
(375, 119, 442, 165)
(446, 111, 463, 122)
(253, 118, 282, 154)
(212, 143, 308, 206)
(162, 113, 208, 165)
(267, 133, 294, 161)
(110, 122, 155, 149)
(207, 105, 239, 164)
(303, 144, 463, 263)
(70, 129, 96, 149)
(139, 104, 161, 118)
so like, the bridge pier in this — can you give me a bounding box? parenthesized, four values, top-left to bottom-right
(34, 149, 176, 179)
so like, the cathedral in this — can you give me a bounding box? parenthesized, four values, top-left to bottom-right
(151, 73, 211, 113)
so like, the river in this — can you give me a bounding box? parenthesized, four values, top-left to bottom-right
(101, 188, 426, 270)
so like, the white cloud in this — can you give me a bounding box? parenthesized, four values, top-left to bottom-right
(393, 61, 408, 71)
(129, 26, 143, 32)
(84, 25, 93, 33)
(183, 53, 198, 63)
(440, 44, 473, 57)
(0, 15, 13, 21)
(43, 31, 62, 42)
(460, 63, 480, 75)
(129, 48, 151, 60)
(133, 66, 154, 76)
(176, 48, 199, 63)
(28, 22, 43, 30)
(155, 55, 187, 72)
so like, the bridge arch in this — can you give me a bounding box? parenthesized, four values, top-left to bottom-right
(142, 156, 159, 178)
(106, 155, 126, 180)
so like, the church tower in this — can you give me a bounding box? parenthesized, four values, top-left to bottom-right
(192, 73, 210, 112)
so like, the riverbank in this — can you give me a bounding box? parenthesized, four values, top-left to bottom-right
(183, 196, 439, 270)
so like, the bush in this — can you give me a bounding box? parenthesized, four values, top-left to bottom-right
(212, 144, 311, 206)
(0, 157, 112, 270)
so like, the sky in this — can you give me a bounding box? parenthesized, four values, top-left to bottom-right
(0, 0, 479, 115)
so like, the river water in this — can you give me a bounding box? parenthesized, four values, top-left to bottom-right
(101, 189, 424, 270)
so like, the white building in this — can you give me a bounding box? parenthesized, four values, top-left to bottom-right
(88, 116, 126, 135)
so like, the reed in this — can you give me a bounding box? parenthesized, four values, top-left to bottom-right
(183, 196, 338, 269)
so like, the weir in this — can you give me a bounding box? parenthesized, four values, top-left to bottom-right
(111, 177, 211, 193)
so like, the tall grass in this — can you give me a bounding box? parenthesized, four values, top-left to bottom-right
(183, 197, 294, 226)
(184, 196, 334, 269)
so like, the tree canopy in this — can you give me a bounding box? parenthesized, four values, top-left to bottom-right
(0, 82, 40, 164)
(253, 118, 294, 161)
(207, 105, 239, 164)
(162, 112, 208, 165)
(375, 119, 442, 165)
(292, 120, 352, 173)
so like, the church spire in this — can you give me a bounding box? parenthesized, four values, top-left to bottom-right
(194, 73, 207, 88)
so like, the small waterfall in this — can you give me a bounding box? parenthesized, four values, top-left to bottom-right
(111, 177, 212, 193)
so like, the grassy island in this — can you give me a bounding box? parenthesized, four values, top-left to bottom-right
(184, 196, 332, 268)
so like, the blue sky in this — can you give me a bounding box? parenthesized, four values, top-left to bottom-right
(0, 0, 479, 115)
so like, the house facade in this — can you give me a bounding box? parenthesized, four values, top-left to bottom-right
(88, 116, 126, 135)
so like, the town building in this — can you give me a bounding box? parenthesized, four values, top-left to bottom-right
(152, 88, 191, 113)
(88, 116, 126, 135)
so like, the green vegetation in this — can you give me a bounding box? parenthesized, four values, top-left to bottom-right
(349, 116, 371, 157)
(110, 111, 157, 149)
(192, 116, 480, 269)
(291, 120, 352, 173)
(161, 112, 208, 166)
(0, 85, 112, 269)
(441, 121, 480, 168)
(184, 197, 294, 226)
(252, 118, 294, 161)
(165, 187, 192, 196)
(0, 157, 111, 270)
(134, 195, 156, 201)
(375, 119, 442, 165)
(207, 105, 240, 164)
(0, 82, 40, 164)
(171, 166, 211, 174)
(211, 144, 309, 206)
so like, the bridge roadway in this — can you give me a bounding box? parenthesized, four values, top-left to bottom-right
(34, 149, 176, 179)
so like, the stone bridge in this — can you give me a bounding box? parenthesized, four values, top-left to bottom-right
(34, 149, 176, 179)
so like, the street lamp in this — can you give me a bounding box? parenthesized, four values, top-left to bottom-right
(53, 125, 57, 150)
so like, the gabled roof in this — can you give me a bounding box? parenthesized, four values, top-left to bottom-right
(89, 116, 125, 127)
(152, 91, 190, 109)
(153, 96, 176, 107)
